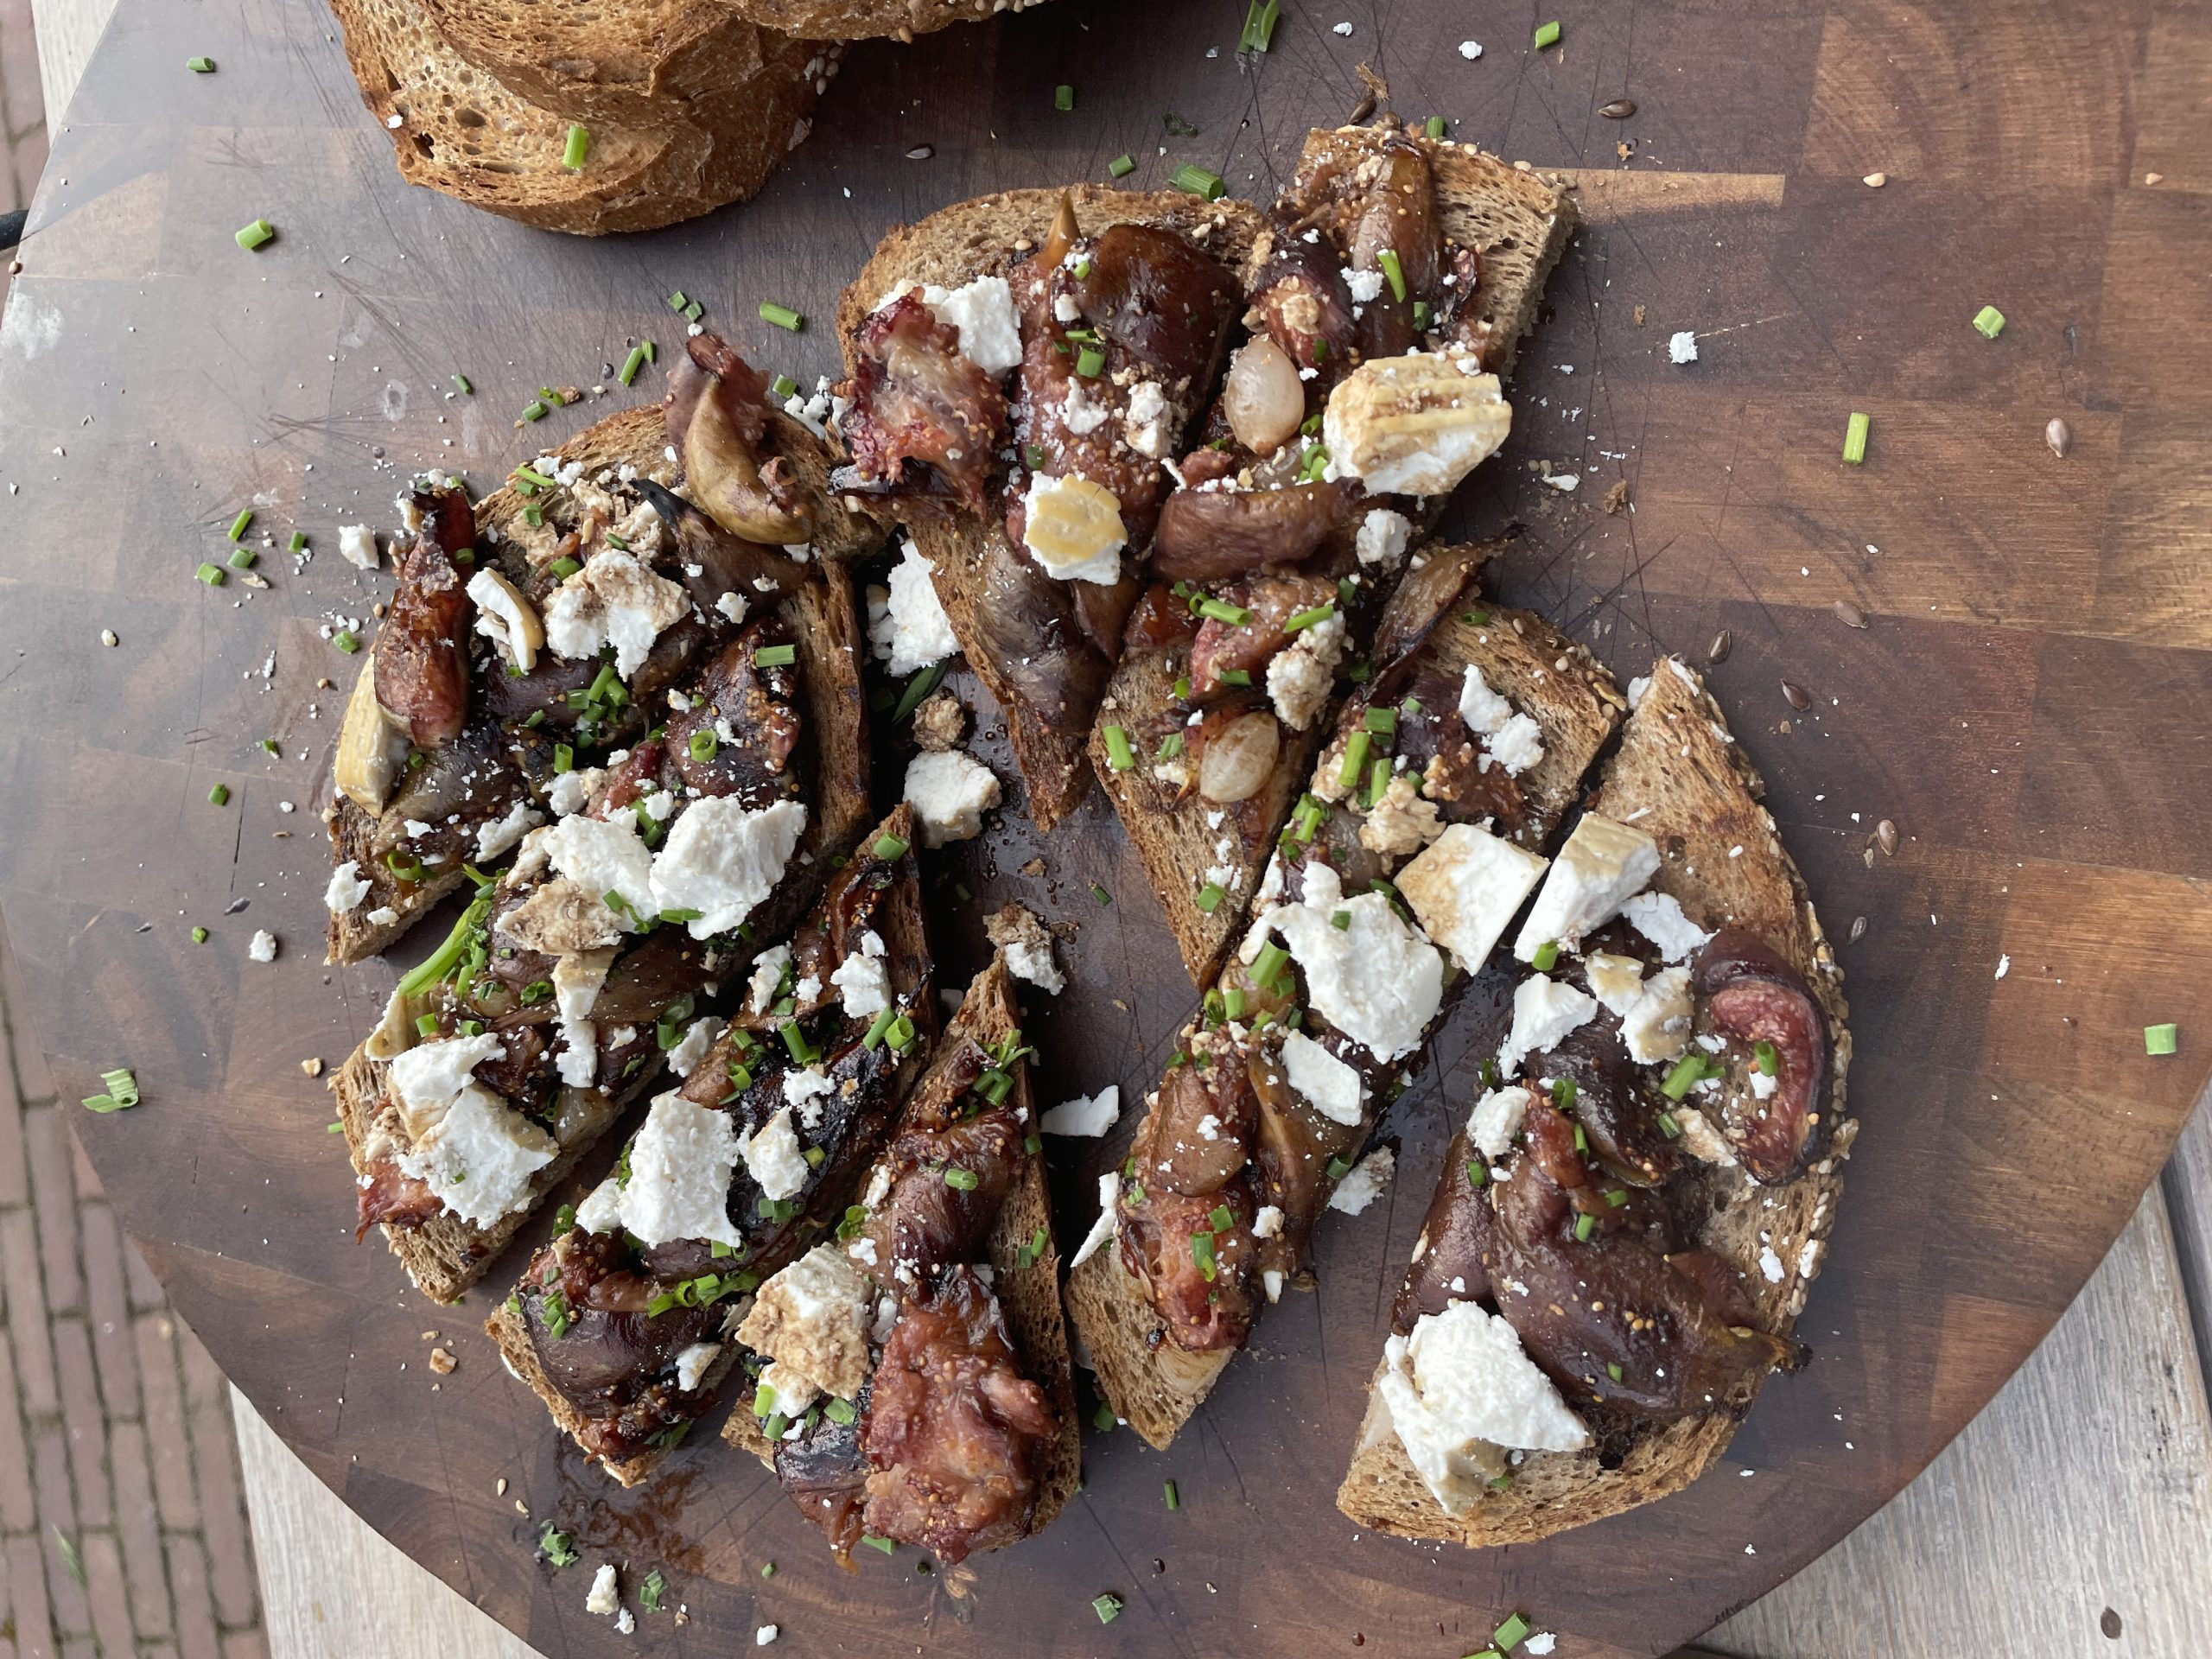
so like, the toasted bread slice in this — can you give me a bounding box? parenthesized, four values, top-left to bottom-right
(1335, 656, 1854, 1546)
(421, 0, 830, 129)
(1092, 130, 1578, 985)
(330, 0, 826, 234)
(724, 955, 1082, 1548)
(483, 806, 934, 1484)
(718, 0, 1045, 42)
(836, 188, 1266, 829)
(1066, 556, 1629, 1452)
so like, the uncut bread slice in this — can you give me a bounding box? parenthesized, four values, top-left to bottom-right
(1091, 124, 1579, 988)
(330, 0, 825, 234)
(1335, 656, 1854, 1547)
(835, 188, 1266, 829)
(724, 955, 1081, 1561)
(1065, 543, 1628, 1452)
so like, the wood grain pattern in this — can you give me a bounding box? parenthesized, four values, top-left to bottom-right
(3, 1, 2211, 1656)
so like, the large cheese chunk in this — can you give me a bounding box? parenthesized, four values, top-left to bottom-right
(1395, 823, 1549, 975)
(741, 1107, 810, 1202)
(1258, 863, 1442, 1062)
(541, 549, 689, 677)
(736, 1243, 874, 1400)
(1618, 964, 1695, 1065)
(829, 929, 892, 1019)
(1512, 812, 1662, 963)
(877, 275, 1023, 376)
(1280, 1030, 1363, 1127)
(902, 749, 1000, 848)
(537, 812, 657, 925)
(867, 539, 958, 677)
(1621, 890, 1713, 963)
(387, 1031, 505, 1138)
(1322, 353, 1511, 498)
(648, 796, 807, 939)
(1020, 473, 1126, 584)
(1458, 664, 1546, 778)
(1466, 1084, 1533, 1160)
(1497, 974, 1599, 1078)
(572, 1092, 745, 1249)
(394, 1083, 556, 1230)
(1377, 1301, 1590, 1515)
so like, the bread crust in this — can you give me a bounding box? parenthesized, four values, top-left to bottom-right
(718, 0, 1045, 43)
(1334, 656, 1854, 1546)
(723, 956, 1083, 1548)
(1066, 553, 1630, 1451)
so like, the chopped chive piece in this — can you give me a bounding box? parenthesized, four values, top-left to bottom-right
(1606, 1187, 1629, 1207)
(892, 659, 949, 723)
(234, 219, 274, 251)
(1532, 939, 1560, 972)
(1075, 345, 1106, 378)
(1155, 731, 1185, 762)
(1109, 153, 1136, 178)
(1325, 1155, 1351, 1182)
(1843, 410, 1871, 465)
(1413, 299, 1432, 329)
(1338, 728, 1372, 791)
(1091, 883, 1112, 906)
(521, 399, 549, 423)
(1332, 909, 1351, 931)
(549, 556, 582, 578)
(188, 55, 215, 71)
(191, 925, 208, 944)
(885, 1014, 917, 1052)
(552, 742, 574, 773)
(760, 1561, 776, 1578)
(514, 464, 557, 489)
(1972, 304, 2006, 340)
(1194, 881, 1226, 914)
(1054, 83, 1075, 111)
(618, 346, 648, 386)
(1366, 757, 1390, 806)
(769, 373, 798, 399)
(825, 1396, 857, 1425)
(759, 302, 804, 332)
(667, 290, 690, 312)
(195, 562, 226, 587)
(1217, 667, 1252, 687)
(1660, 1055, 1707, 1100)
(1093, 1592, 1124, 1624)
(226, 508, 254, 541)
(1103, 724, 1135, 771)
(1426, 115, 1446, 140)
(561, 124, 589, 169)
(754, 643, 798, 668)
(1753, 1039, 1779, 1076)
(1251, 942, 1289, 988)
(1363, 705, 1396, 736)
(1239, 0, 1280, 51)
(226, 547, 257, 570)
(1535, 20, 1560, 48)
(288, 531, 308, 553)
(207, 784, 230, 806)
(1093, 1401, 1116, 1430)
(1195, 596, 1252, 626)
(1190, 1228, 1217, 1279)
(1284, 602, 1336, 632)
(687, 728, 718, 764)
(1172, 674, 1192, 701)
(861, 1007, 898, 1051)
(943, 1166, 980, 1192)
(1656, 1109, 1681, 1139)
(2146, 1022, 2179, 1055)
(1495, 1613, 1532, 1650)
(1168, 163, 1226, 200)
(683, 300, 704, 322)
(450, 372, 472, 394)
(873, 832, 910, 861)
(1376, 247, 1407, 302)
(1573, 1211, 1596, 1242)
(1466, 1159, 1488, 1189)
(1605, 1361, 1624, 1383)
(1164, 1478, 1180, 1510)
(861, 1535, 895, 1556)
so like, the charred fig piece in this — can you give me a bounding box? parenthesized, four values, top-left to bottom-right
(861, 1266, 1058, 1564)
(1542, 1022, 1681, 1189)
(869, 1105, 1027, 1282)
(375, 486, 474, 748)
(843, 294, 1009, 509)
(972, 533, 1110, 734)
(1120, 1179, 1259, 1353)
(1246, 1049, 1362, 1271)
(1247, 218, 1357, 377)
(667, 335, 812, 545)
(1694, 929, 1831, 1181)
(1038, 191, 1080, 271)
(776, 1379, 873, 1562)
(1188, 571, 1341, 693)
(1392, 1129, 1494, 1331)
(1344, 136, 1441, 359)
(355, 1159, 442, 1236)
(1135, 1056, 1255, 1195)
(634, 478, 796, 607)
(1152, 479, 1363, 583)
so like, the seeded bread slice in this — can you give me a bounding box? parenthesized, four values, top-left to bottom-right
(1334, 656, 1854, 1546)
(836, 188, 1267, 830)
(718, 0, 1046, 43)
(329, 0, 826, 235)
(724, 955, 1083, 1548)
(1065, 564, 1630, 1452)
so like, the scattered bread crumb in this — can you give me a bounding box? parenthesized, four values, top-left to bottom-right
(428, 1347, 457, 1375)
(301, 1057, 324, 1077)
(912, 689, 966, 753)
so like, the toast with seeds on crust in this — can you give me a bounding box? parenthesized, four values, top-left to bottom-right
(724, 955, 1082, 1550)
(721, 0, 1046, 42)
(1334, 656, 1854, 1545)
(332, 404, 874, 1301)
(835, 188, 1267, 830)
(1065, 546, 1629, 1452)
(1090, 126, 1579, 988)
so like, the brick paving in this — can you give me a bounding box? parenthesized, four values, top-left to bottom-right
(1, 928, 269, 1659)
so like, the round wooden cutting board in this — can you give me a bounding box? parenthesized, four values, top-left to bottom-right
(3, 1, 2208, 1654)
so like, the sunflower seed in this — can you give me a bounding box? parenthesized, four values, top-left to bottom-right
(1849, 915, 1867, 943)
(906, 144, 935, 161)
(1875, 818, 1899, 856)
(1707, 628, 1732, 664)
(2045, 416, 2073, 459)
(1862, 171, 1887, 188)
(1599, 99, 1637, 118)
(1782, 679, 1811, 710)
(1833, 600, 1868, 630)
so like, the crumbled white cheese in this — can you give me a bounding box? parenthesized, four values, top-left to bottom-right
(747, 944, 792, 1014)
(781, 1066, 834, 1129)
(1061, 378, 1111, 435)
(1344, 267, 1386, 304)
(1458, 665, 1546, 776)
(1123, 380, 1173, 459)
(1513, 812, 1662, 962)
(248, 930, 278, 963)
(737, 1243, 874, 1398)
(1252, 1204, 1285, 1239)
(1041, 1085, 1120, 1138)
(1466, 1085, 1533, 1160)
(1497, 974, 1599, 1078)
(1258, 862, 1442, 1062)
(556, 1020, 597, 1088)
(1669, 330, 1699, 364)
(1327, 1146, 1394, 1214)
(543, 766, 601, 818)
(586, 1564, 620, 1616)
(1267, 612, 1345, 731)
(756, 1626, 779, 1647)
(830, 928, 892, 1019)
(666, 1014, 727, 1079)
(867, 538, 957, 677)
(1020, 472, 1126, 584)
(325, 860, 372, 914)
(903, 749, 1001, 847)
(880, 274, 1022, 375)
(1458, 39, 1483, 58)
(1378, 1302, 1589, 1514)
(1620, 890, 1713, 963)
(649, 796, 807, 938)
(1323, 355, 1511, 496)
(1354, 507, 1411, 570)
(742, 1107, 810, 1202)
(1759, 1243, 1786, 1283)
(541, 550, 689, 677)
(474, 798, 543, 862)
(673, 1341, 721, 1392)
(1280, 1030, 1363, 1126)
(1068, 1171, 1121, 1268)
(537, 812, 657, 924)
(337, 524, 378, 569)
(1395, 823, 1548, 975)
(573, 1091, 746, 1248)
(394, 1084, 556, 1230)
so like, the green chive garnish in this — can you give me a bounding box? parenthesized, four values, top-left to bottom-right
(188, 55, 215, 72)
(1338, 729, 1371, 791)
(207, 784, 230, 807)
(1535, 20, 1560, 48)
(226, 547, 256, 570)
(1103, 724, 1135, 771)
(1194, 881, 1225, 914)
(195, 563, 226, 587)
(759, 302, 804, 332)
(1164, 1479, 1179, 1510)
(1168, 163, 1225, 200)
(562, 124, 590, 170)
(1495, 1613, 1532, 1650)
(1843, 410, 1871, 465)
(1532, 939, 1560, 972)
(1284, 603, 1335, 632)
(2146, 1023, 2179, 1056)
(1573, 1211, 1596, 1242)
(1239, 0, 1280, 51)
(520, 399, 548, 423)
(1109, 153, 1135, 178)
(1054, 83, 1075, 111)
(1075, 345, 1106, 378)
(1376, 247, 1407, 302)
(1972, 304, 2006, 340)
(450, 372, 471, 394)
(754, 643, 797, 668)
(226, 508, 254, 541)
(234, 219, 274, 251)
(1093, 1592, 1123, 1624)
(873, 832, 910, 861)
(190, 926, 208, 944)
(618, 346, 648, 386)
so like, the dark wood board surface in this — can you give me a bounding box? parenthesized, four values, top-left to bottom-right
(3, 0, 2210, 1654)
